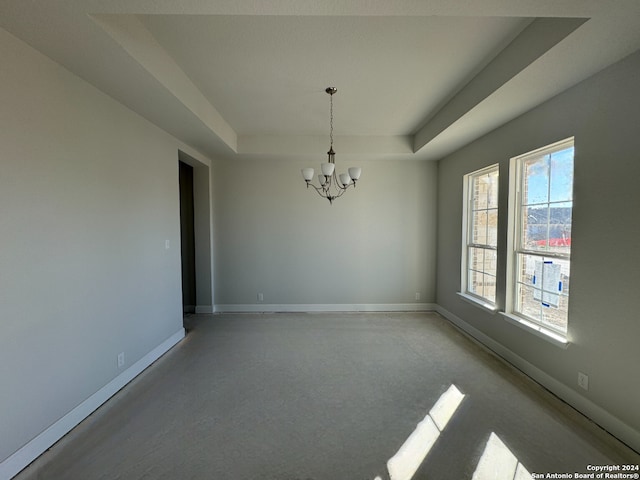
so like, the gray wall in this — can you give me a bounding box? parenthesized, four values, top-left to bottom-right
(212, 157, 438, 308)
(0, 28, 197, 462)
(436, 50, 640, 449)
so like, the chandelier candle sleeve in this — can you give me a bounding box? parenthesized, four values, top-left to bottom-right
(321, 163, 335, 176)
(300, 87, 362, 204)
(348, 167, 361, 181)
(301, 168, 314, 181)
(339, 173, 351, 187)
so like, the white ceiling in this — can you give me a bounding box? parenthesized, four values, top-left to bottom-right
(1, 1, 640, 161)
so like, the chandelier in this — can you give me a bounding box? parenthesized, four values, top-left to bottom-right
(301, 87, 361, 204)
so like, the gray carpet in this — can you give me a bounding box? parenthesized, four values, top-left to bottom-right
(15, 312, 640, 479)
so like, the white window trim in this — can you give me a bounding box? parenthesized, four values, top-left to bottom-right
(456, 292, 499, 314)
(505, 137, 574, 344)
(460, 163, 499, 310)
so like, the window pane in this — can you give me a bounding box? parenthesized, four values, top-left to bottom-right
(516, 254, 569, 333)
(546, 295, 569, 334)
(469, 247, 484, 272)
(474, 175, 489, 209)
(546, 201, 572, 254)
(523, 155, 549, 205)
(517, 254, 570, 291)
(483, 274, 496, 303)
(472, 210, 488, 244)
(521, 203, 572, 254)
(521, 287, 568, 334)
(516, 284, 542, 322)
(468, 268, 482, 297)
(559, 259, 570, 295)
(468, 247, 498, 301)
(538, 296, 568, 334)
(484, 249, 497, 277)
(487, 209, 498, 247)
(487, 170, 499, 208)
(521, 206, 548, 250)
(517, 253, 536, 286)
(550, 147, 574, 202)
(540, 257, 571, 297)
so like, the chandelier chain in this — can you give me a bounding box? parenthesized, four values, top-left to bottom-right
(330, 92, 334, 149)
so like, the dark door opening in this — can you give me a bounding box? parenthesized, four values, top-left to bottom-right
(179, 161, 196, 314)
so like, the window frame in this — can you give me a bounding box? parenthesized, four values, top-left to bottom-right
(460, 163, 500, 311)
(505, 137, 574, 342)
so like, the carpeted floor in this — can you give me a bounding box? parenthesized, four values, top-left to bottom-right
(14, 312, 640, 479)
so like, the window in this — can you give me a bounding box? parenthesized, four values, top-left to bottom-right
(461, 164, 499, 307)
(506, 138, 574, 338)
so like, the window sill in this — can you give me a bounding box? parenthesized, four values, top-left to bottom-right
(456, 292, 499, 315)
(499, 312, 570, 349)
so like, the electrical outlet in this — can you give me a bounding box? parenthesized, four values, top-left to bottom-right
(577, 372, 589, 391)
(117, 352, 125, 368)
(415, 292, 420, 301)
(257, 293, 264, 302)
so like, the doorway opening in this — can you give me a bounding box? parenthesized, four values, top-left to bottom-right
(179, 161, 196, 314)
(177, 151, 213, 325)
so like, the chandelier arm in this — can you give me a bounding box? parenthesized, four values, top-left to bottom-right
(322, 176, 331, 195)
(305, 177, 350, 203)
(343, 183, 354, 193)
(308, 182, 329, 199)
(332, 171, 341, 190)
(334, 180, 348, 198)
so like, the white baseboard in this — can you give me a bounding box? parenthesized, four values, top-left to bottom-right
(0, 328, 185, 480)
(195, 305, 213, 314)
(214, 303, 436, 313)
(435, 305, 640, 453)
